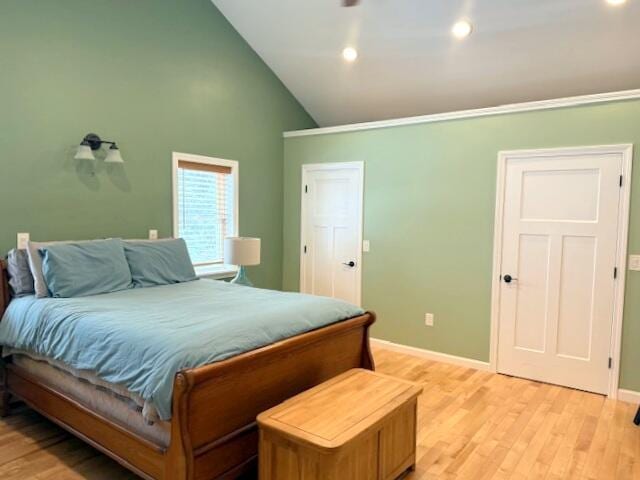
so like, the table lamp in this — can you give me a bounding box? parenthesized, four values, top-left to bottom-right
(224, 237, 261, 286)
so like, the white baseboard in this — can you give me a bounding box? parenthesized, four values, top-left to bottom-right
(371, 339, 640, 403)
(618, 389, 640, 404)
(371, 338, 491, 372)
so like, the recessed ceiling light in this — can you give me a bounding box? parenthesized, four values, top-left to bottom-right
(452, 20, 473, 39)
(606, 0, 626, 5)
(342, 47, 358, 62)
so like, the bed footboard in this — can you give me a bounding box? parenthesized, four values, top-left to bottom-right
(166, 312, 375, 480)
(2, 307, 375, 480)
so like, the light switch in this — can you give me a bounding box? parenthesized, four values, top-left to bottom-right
(363, 240, 370, 253)
(629, 255, 640, 272)
(148, 229, 158, 240)
(425, 313, 434, 327)
(17, 233, 30, 250)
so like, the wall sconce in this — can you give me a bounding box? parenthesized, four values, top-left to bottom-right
(74, 133, 124, 163)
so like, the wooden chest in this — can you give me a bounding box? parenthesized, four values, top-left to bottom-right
(257, 368, 422, 480)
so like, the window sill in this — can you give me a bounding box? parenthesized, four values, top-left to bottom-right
(195, 264, 238, 279)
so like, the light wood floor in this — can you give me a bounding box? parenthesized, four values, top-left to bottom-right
(1, 347, 639, 479)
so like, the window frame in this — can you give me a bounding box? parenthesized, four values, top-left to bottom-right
(172, 151, 239, 278)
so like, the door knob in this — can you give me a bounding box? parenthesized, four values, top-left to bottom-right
(503, 274, 517, 283)
(343, 261, 356, 267)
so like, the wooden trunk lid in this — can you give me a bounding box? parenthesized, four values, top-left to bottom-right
(257, 369, 422, 452)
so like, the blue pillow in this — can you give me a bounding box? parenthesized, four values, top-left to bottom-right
(41, 239, 133, 298)
(124, 239, 197, 288)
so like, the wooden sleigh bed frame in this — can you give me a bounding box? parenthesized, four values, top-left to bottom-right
(0, 260, 375, 479)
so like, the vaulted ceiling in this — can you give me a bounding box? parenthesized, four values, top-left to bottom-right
(212, 0, 640, 127)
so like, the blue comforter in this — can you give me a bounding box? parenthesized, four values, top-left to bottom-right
(0, 280, 363, 420)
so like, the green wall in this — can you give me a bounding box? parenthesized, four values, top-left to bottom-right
(0, 0, 316, 289)
(283, 100, 640, 392)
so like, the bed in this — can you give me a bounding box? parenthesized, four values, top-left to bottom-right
(0, 260, 375, 479)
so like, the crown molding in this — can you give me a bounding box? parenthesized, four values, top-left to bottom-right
(284, 89, 640, 138)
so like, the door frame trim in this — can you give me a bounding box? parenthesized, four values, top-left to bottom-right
(300, 161, 365, 306)
(489, 144, 633, 398)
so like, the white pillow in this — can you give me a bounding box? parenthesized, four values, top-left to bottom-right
(27, 241, 60, 298)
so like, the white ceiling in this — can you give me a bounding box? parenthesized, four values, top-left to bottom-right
(212, 0, 640, 127)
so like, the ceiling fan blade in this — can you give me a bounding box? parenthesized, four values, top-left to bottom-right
(343, 0, 360, 6)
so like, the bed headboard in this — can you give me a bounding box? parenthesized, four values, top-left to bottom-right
(0, 260, 9, 318)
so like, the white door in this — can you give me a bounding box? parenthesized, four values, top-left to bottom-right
(301, 162, 363, 305)
(496, 148, 625, 394)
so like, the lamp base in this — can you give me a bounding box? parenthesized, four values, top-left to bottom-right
(230, 266, 253, 287)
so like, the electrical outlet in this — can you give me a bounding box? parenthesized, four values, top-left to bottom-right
(148, 229, 158, 240)
(629, 255, 640, 272)
(425, 313, 434, 327)
(363, 240, 370, 252)
(17, 232, 30, 249)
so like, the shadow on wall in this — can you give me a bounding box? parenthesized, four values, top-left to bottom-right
(63, 144, 131, 192)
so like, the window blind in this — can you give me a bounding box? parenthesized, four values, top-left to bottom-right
(177, 160, 232, 175)
(176, 161, 234, 266)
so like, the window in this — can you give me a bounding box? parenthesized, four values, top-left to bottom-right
(172, 152, 238, 277)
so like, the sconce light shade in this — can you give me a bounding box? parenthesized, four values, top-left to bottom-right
(74, 133, 124, 164)
(104, 144, 124, 164)
(74, 144, 96, 161)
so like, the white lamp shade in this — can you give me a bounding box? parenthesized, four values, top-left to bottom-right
(105, 148, 124, 164)
(224, 237, 260, 266)
(74, 144, 95, 161)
